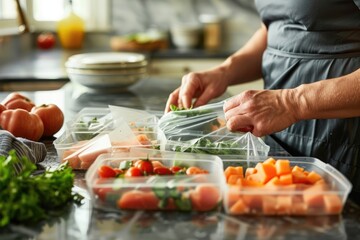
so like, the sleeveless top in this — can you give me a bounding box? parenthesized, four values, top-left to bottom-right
(254, 0, 360, 202)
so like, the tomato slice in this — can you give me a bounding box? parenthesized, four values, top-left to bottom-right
(98, 165, 117, 178)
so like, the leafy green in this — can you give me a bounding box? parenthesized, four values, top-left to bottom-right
(174, 137, 247, 155)
(73, 117, 100, 141)
(169, 104, 213, 117)
(0, 150, 83, 227)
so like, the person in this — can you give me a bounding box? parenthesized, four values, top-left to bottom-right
(165, 1, 360, 203)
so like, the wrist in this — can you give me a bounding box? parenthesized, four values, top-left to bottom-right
(287, 84, 310, 121)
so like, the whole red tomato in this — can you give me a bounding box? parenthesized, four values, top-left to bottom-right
(31, 104, 64, 137)
(134, 159, 153, 175)
(0, 109, 44, 141)
(98, 165, 117, 178)
(1, 92, 35, 111)
(0, 104, 6, 114)
(125, 167, 143, 177)
(37, 32, 56, 50)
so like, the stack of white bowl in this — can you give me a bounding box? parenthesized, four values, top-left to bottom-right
(65, 52, 148, 90)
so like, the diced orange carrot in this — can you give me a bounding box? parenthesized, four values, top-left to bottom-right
(292, 170, 309, 184)
(303, 184, 328, 208)
(228, 175, 243, 185)
(292, 165, 304, 172)
(275, 159, 291, 175)
(276, 196, 292, 215)
(247, 163, 276, 184)
(242, 179, 264, 187)
(262, 196, 277, 215)
(265, 176, 281, 187)
(279, 173, 293, 185)
(323, 194, 343, 214)
(264, 157, 276, 165)
(235, 166, 244, 177)
(225, 166, 243, 182)
(306, 171, 323, 184)
(292, 196, 308, 215)
(227, 186, 241, 207)
(229, 197, 249, 214)
(242, 193, 263, 210)
(245, 167, 257, 178)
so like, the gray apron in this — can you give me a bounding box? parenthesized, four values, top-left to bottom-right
(255, 0, 360, 202)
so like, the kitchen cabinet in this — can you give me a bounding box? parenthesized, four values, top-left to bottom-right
(148, 58, 225, 78)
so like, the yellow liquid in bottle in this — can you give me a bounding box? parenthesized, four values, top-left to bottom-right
(57, 12, 85, 49)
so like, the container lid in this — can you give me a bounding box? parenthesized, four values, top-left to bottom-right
(65, 52, 148, 69)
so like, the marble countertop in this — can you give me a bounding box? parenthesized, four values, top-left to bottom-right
(0, 79, 359, 240)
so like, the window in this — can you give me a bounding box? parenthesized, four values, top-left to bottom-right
(0, 0, 111, 35)
(0, 0, 19, 35)
(27, 0, 111, 32)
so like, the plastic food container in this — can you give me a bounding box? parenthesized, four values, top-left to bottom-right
(85, 149, 225, 212)
(54, 132, 161, 170)
(222, 156, 352, 216)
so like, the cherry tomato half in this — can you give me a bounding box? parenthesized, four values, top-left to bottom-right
(125, 167, 143, 177)
(154, 166, 173, 175)
(98, 165, 117, 178)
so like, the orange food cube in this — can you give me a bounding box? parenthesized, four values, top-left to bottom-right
(323, 194, 343, 214)
(225, 166, 244, 182)
(292, 170, 309, 184)
(303, 184, 328, 208)
(245, 167, 257, 178)
(292, 165, 305, 172)
(279, 173, 293, 185)
(264, 157, 276, 165)
(229, 197, 249, 214)
(275, 159, 291, 175)
(228, 175, 243, 185)
(306, 171, 323, 184)
(248, 163, 277, 184)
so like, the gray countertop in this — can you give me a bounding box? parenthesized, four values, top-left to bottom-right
(0, 79, 359, 240)
(0, 48, 231, 83)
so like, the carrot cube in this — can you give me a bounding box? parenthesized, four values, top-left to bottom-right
(275, 159, 291, 175)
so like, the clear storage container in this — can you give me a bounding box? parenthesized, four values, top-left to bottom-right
(85, 149, 225, 212)
(222, 156, 352, 216)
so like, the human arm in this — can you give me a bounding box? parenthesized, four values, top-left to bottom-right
(165, 24, 268, 112)
(223, 68, 360, 137)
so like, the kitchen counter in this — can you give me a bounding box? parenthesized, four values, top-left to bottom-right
(1, 78, 360, 240)
(0, 47, 232, 91)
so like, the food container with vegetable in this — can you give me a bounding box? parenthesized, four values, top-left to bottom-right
(54, 121, 162, 170)
(164, 130, 270, 157)
(85, 148, 225, 212)
(222, 156, 352, 216)
(65, 107, 159, 142)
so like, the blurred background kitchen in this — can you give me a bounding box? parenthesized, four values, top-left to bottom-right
(0, 0, 262, 93)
